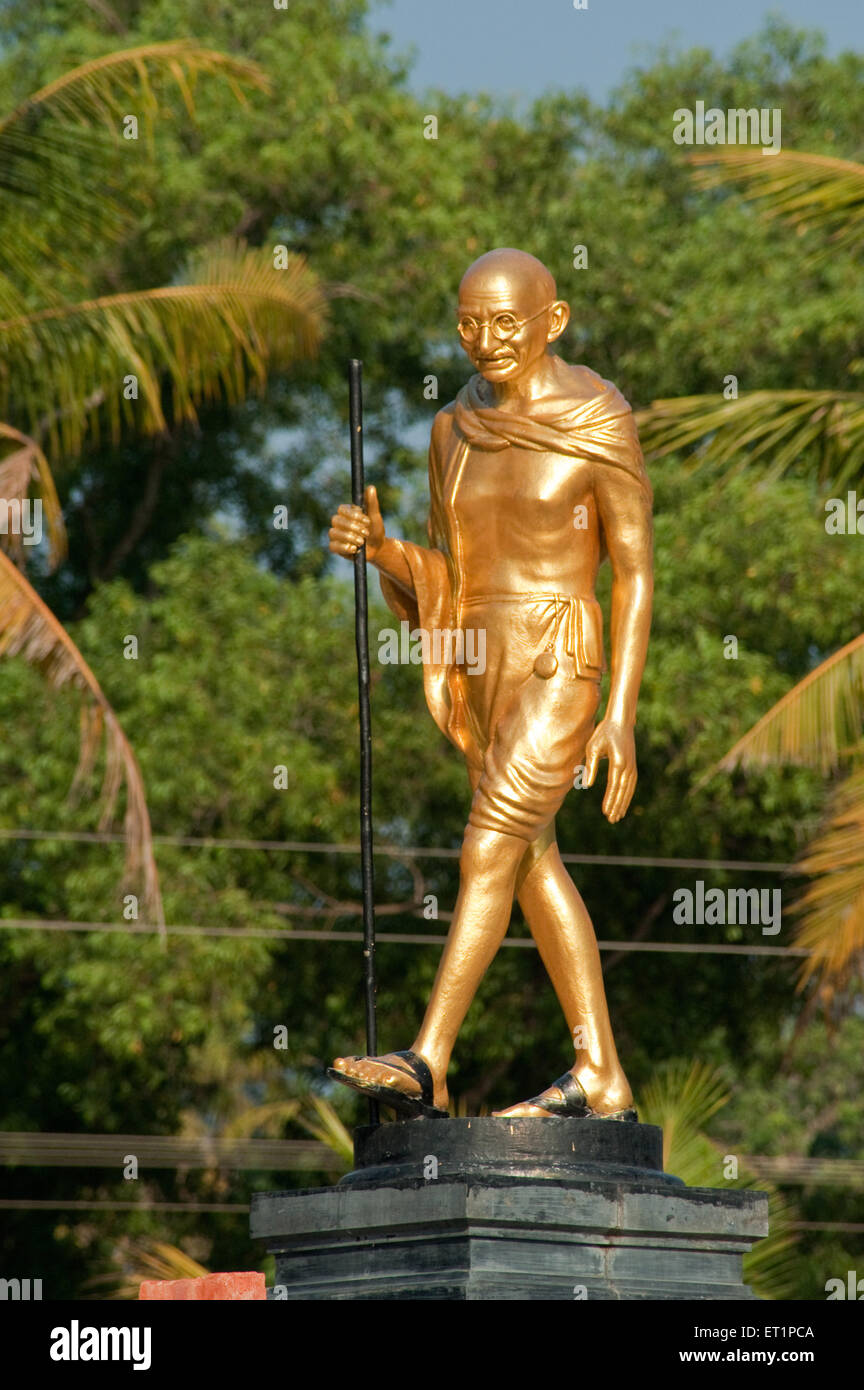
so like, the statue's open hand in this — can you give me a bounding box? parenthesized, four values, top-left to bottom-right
(584, 719, 637, 824)
(328, 485, 385, 562)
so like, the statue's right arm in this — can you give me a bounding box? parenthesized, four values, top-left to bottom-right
(328, 412, 448, 601)
(328, 485, 414, 599)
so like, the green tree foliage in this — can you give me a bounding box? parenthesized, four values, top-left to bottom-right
(0, 27, 326, 916)
(4, 461, 864, 1292)
(2, 4, 863, 1296)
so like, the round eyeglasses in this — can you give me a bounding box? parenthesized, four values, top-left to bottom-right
(456, 303, 555, 343)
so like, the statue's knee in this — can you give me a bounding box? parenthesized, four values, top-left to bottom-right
(460, 826, 519, 881)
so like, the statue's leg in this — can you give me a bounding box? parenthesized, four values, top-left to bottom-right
(408, 824, 529, 1099)
(407, 666, 607, 1103)
(472, 662, 633, 1118)
(333, 646, 627, 1116)
(332, 820, 525, 1114)
(509, 831, 633, 1116)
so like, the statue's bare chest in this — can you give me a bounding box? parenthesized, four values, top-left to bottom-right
(449, 444, 593, 541)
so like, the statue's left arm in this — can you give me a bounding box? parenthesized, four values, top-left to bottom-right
(584, 466, 653, 823)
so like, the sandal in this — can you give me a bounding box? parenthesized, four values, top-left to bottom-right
(328, 1049, 449, 1119)
(523, 1072, 592, 1117)
(497, 1073, 639, 1121)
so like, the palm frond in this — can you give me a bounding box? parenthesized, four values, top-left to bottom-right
(0, 123, 121, 230)
(82, 0, 126, 37)
(0, 207, 105, 312)
(689, 150, 864, 256)
(638, 1061, 799, 1299)
(635, 390, 864, 490)
(0, 44, 267, 274)
(0, 549, 163, 925)
(791, 766, 864, 992)
(0, 41, 266, 139)
(740, 1191, 802, 1303)
(294, 1096, 354, 1165)
(638, 1058, 730, 1176)
(220, 1100, 301, 1140)
(713, 632, 864, 777)
(0, 239, 326, 458)
(0, 423, 66, 567)
(86, 1238, 210, 1300)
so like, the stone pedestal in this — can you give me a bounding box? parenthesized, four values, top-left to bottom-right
(251, 1117, 768, 1300)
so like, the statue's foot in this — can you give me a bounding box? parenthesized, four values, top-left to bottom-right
(328, 1050, 449, 1118)
(493, 1071, 637, 1121)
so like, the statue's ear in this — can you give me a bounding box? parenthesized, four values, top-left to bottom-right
(547, 300, 570, 342)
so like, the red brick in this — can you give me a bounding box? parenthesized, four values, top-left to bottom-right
(139, 1280, 168, 1300)
(202, 1272, 266, 1301)
(139, 1272, 266, 1300)
(139, 1277, 204, 1300)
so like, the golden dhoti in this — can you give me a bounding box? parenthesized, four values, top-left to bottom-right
(460, 594, 601, 840)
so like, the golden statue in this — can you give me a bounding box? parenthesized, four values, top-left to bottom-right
(328, 248, 653, 1121)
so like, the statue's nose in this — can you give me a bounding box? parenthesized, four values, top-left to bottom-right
(477, 323, 495, 352)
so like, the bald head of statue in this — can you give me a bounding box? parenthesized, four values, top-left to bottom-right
(456, 248, 570, 389)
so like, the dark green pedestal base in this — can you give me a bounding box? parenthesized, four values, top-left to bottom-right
(251, 1118, 768, 1301)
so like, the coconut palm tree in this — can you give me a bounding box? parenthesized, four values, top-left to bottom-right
(637, 150, 864, 1005)
(0, 42, 326, 923)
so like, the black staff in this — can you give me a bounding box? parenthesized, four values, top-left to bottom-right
(348, 359, 378, 1126)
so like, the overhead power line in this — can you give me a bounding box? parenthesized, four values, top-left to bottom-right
(791, 1222, 864, 1234)
(0, 919, 809, 956)
(0, 1199, 249, 1213)
(3, 1134, 863, 1188)
(0, 1131, 341, 1171)
(743, 1156, 864, 1187)
(0, 829, 808, 957)
(0, 827, 799, 874)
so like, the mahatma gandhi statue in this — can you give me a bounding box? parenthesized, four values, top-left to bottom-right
(328, 248, 653, 1121)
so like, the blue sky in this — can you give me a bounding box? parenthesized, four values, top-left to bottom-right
(371, 0, 864, 104)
